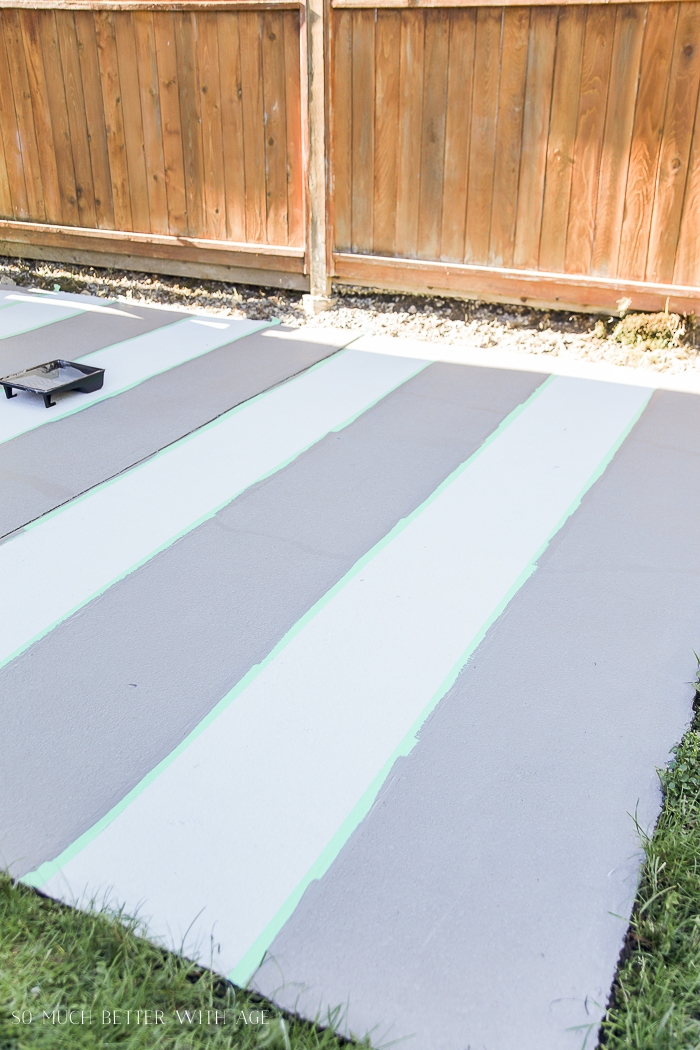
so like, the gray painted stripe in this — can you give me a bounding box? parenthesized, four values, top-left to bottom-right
(0, 363, 544, 877)
(253, 387, 700, 1050)
(0, 327, 352, 538)
(0, 301, 183, 377)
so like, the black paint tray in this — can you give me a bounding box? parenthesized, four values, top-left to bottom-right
(1, 359, 105, 408)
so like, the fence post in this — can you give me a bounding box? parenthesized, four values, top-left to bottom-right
(302, 0, 334, 312)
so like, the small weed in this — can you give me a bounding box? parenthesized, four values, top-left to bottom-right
(612, 312, 686, 352)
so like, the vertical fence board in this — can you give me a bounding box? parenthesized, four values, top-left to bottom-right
(175, 13, 205, 237)
(439, 8, 475, 262)
(196, 10, 227, 240)
(464, 6, 502, 264)
(95, 12, 132, 229)
(512, 5, 557, 268)
(490, 5, 530, 267)
(114, 13, 150, 232)
(53, 13, 96, 228)
(217, 10, 245, 242)
(373, 10, 400, 255)
(262, 11, 289, 244)
(331, 8, 353, 252)
(133, 11, 169, 235)
(417, 9, 449, 259)
(283, 9, 303, 247)
(74, 10, 115, 230)
(20, 11, 63, 224)
(564, 5, 615, 274)
(395, 11, 424, 258)
(153, 12, 187, 236)
(674, 89, 700, 285)
(3, 10, 45, 220)
(351, 9, 375, 252)
(0, 15, 27, 218)
(617, 3, 678, 279)
(590, 4, 646, 277)
(239, 12, 267, 242)
(0, 56, 11, 218)
(538, 5, 586, 273)
(646, 2, 700, 282)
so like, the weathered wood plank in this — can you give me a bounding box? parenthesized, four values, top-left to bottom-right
(175, 12, 205, 237)
(0, 14, 28, 218)
(3, 9, 46, 219)
(113, 11, 150, 231)
(351, 9, 375, 252)
(439, 7, 475, 262)
(333, 250, 700, 315)
(464, 6, 502, 264)
(239, 11, 267, 242)
(333, 0, 674, 7)
(195, 10, 227, 240)
(74, 10, 115, 229)
(646, 1, 700, 283)
(538, 5, 586, 273)
(565, 5, 615, 274)
(489, 4, 530, 267)
(617, 2, 678, 280)
(217, 10, 245, 242)
(20, 9, 65, 223)
(37, 14, 72, 227)
(512, 4, 557, 268)
(674, 74, 700, 285)
(53, 11, 97, 227)
(373, 9, 400, 255)
(133, 10, 169, 235)
(417, 8, 449, 259)
(153, 11, 187, 235)
(395, 10, 424, 258)
(331, 7, 353, 251)
(282, 7, 303, 247)
(262, 10, 289, 244)
(590, 3, 645, 277)
(95, 10, 132, 228)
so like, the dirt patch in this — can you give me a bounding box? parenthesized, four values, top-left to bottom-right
(1, 256, 698, 374)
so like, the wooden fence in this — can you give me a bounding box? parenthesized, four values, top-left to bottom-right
(1, 0, 700, 312)
(0, 2, 307, 287)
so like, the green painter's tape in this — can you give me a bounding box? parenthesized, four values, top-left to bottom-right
(22, 372, 551, 893)
(5, 336, 418, 673)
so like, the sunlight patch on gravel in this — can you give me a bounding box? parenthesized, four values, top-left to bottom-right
(1, 258, 698, 374)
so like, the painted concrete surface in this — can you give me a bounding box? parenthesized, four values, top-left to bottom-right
(3, 316, 699, 1050)
(253, 387, 700, 1049)
(1, 362, 543, 877)
(0, 300, 183, 377)
(0, 326, 352, 538)
(28, 376, 651, 990)
(0, 349, 428, 675)
(0, 315, 268, 446)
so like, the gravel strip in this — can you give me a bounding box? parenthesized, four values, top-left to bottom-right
(1, 256, 698, 374)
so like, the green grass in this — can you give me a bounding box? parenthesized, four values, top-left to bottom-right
(600, 662, 700, 1049)
(0, 879, 360, 1049)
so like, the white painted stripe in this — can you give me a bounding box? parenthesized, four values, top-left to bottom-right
(0, 349, 428, 668)
(31, 376, 651, 978)
(4, 293, 140, 317)
(0, 298, 87, 339)
(0, 316, 267, 445)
